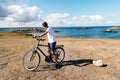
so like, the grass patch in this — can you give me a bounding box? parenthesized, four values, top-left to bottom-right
(0, 32, 29, 38)
(0, 32, 8, 36)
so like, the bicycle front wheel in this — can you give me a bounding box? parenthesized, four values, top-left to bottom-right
(22, 49, 40, 71)
(55, 47, 65, 63)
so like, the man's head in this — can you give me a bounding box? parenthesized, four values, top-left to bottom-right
(42, 22, 48, 28)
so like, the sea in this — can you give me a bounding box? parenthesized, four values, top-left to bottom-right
(0, 26, 120, 39)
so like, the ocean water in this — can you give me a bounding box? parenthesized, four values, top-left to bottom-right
(0, 26, 120, 39)
(54, 26, 120, 38)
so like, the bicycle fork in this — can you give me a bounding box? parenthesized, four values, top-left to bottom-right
(30, 49, 37, 61)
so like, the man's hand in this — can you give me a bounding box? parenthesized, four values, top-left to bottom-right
(33, 36, 39, 39)
(33, 36, 45, 41)
(41, 38, 45, 41)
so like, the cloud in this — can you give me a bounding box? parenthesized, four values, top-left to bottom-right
(0, 0, 28, 18)
(0, 3, 41, 22)
(0, 0, 28, 5)
(73, 15, 103, 26)
(46, 14, 120, 27)
(6, 5, 41, 22)
(0, 1, 10, 18)
(46, 14, 106, 26)
(46, 13, 70, 26)
(0, 0, 43, 27)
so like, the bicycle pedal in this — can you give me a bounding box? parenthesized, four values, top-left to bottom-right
(55, 63, 62, 69)
(45, 56, 52, 62)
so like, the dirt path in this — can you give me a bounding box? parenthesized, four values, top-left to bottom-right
(0, 37, 120, 80)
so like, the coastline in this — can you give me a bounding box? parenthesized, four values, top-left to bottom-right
(1, 26, 120, 39)
(1, 31, 120, 39)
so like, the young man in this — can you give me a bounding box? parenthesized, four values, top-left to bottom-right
(36, 22, 58, 65)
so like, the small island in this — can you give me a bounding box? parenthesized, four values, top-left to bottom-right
(79, 27, 91, 30)
(104, 28, 116, 33)
(114, 26, 120, 29)
(11, 28, 45, 36)
(11, 28, 61, 36)
(11, 28, 45, 33)
(104, 26, 120, 33)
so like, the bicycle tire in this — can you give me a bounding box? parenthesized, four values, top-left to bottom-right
(22, 49, 41, 71)
(54, 47, 65, 63)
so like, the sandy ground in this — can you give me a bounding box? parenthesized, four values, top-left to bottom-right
(0, 35, 120, 80)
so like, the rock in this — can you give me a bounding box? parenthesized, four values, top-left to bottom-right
(11, 28, 45, 33)
(54, 30, 60, 33)
(79, 27, 91, 30)
(93, 60, 103, 67)
(104, 28, 117, 33)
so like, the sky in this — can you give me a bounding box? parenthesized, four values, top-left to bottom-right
(0, 0, 120, 27)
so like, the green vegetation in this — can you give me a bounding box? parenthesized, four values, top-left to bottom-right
(0, 32, 8, 36)
(0, 32, 28, 38)
(116, 26, 120, 27)
(114, 26, 120, 30)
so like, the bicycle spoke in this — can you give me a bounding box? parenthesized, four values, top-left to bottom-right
(55, 47, 65, 63)
(30, 53, 36, 61)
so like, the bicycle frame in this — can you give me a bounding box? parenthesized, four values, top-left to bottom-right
(37, 45, 48, 57)
(34, 38, 64, 58)
(34, 39, 48, 57)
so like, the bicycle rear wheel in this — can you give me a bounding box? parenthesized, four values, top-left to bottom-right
(22, 49, 40, 71)
(55, 47, 65, 63)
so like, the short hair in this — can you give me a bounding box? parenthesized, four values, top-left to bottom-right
(42, 22, 48, 27)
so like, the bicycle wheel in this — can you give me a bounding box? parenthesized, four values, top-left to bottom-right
(22, 49, 40, 71)
(55, 47, 65, 63)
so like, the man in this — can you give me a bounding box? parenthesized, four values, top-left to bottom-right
(35, 22, 58, 67)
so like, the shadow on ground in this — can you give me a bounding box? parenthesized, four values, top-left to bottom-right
(61, 59, 107, 68)
(35, 59, 93, 72)
(61, 59, 93, 67)
(33, 59, 108, 72)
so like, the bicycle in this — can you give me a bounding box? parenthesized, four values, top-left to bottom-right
(22, 37, 65, 71)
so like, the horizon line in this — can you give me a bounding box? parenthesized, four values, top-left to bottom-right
(0, 25, 118, 28)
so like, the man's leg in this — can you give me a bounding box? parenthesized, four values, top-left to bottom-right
(52, 51, 58, 63)
(48, 49, 51, 55)
(50, 42, 57, 63)
(47, 48, 57, 63)
(48, 43, 52, 55)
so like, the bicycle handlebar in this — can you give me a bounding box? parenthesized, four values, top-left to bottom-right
(33, 35, 64, 48)
(36, 38, 45, 41)
(33, 36, 45, 42)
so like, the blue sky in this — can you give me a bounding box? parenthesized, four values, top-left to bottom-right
(29, 0, 120, 16)
(0, 0, 120, 27)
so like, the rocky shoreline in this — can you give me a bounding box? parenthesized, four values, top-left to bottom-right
(11, 28, 60, 36)
(11, 28, 45, 33)
(104, 26, 120, 33)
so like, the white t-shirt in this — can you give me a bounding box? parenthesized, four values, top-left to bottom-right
(46, 27, 56, 43)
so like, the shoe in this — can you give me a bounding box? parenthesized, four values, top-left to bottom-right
(45, 55, 52, 62)
(48, 54, 52, 59)
(55, 63, 61, 69)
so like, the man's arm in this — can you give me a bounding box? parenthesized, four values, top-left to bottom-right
(34, 31, 48, 39)
(40, 31, 48, 37)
